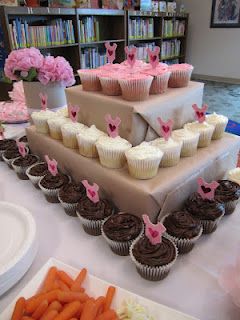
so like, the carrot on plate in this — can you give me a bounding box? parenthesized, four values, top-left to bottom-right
(57, 291, 89, 304)
(57, 270, 74, 288)
(21, 317, 34, 320)
(95, 296, 106, 316)
(54, 301, 81, 320)
(80, 299, 98, 320)
(32, 299, 48, 319)
(71, 268, 87, 292)
(11, 297, 25, 320)
(39, 309, 58, 320)
(96, 309, 118, 320)
(26, 290, 60, 313)
(43, 300, 63, 315)
(104, 286, 116, 312)
(40, 267, 58, 293)
(58, 279, 71, 292)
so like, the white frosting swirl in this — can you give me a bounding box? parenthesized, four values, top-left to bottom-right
(184, 121, 215, 132)
(77, 125, 106, 142)
(206, 112, 228, 125)
(32, 110, 57, 121)
(125, 144, 163, 160)
(149, 137, 182, 151)
(96, 135, 132, 150)
(61, 122, 87, 134)
(172, 128, 200, 141)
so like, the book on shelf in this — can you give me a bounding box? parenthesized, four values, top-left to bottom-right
(9, 18, 75, 49)
(78, 17, 100, 43)
(161, 39, 180, 59)
(81, 47, 107, 69)
(129, 18, 154, 40)
(130, 42, 155, 61)
(163, 19, 185, 37)
(0, 20, 8, 81)
(162, 58, 180, 64)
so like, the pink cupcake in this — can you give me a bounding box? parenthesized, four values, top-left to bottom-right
(77, 69, 101, 91)
(120, 59, 147, 68)
(118, 74, 153, 101)
(168, 64, 194, 88)
(98, 72, 121, 96)
(142, 68, 171, 94)
(98, 63, 120, 72)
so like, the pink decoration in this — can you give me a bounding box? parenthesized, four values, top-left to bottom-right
(82, 180, 100, 203)
(192, 104, 208, 123)
(68, 104, 80, 122)
(157, 117, 173, 141)
(197, 177, 219, 200)
(105, 42, 117, 64)
(105, 114, 121, 138)
(45, 155, 58, 176)
(39, 93, 48, 111)
(16, 140, 28, 157)
(125, 46, 137, 68)
(143, 215, 166, 245)
(147, 47, 160, 69)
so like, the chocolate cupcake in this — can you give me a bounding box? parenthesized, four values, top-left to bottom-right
(102, 213, 144, 256)
(77, 198, 116, 236)
(0, 139, 16, 160)
(26, 162, 48, 189)
(58, 182, 86, 217)
(162, 211, 203, 254)
(130, 235, 178, 281)
(184, 193, 225, 234)
(2, 146, 22, 169)
(19, 135, 28, 143)
(12, 154, 39, 180)
(215, 180, 240, 215)
(39, 172, 70, 203)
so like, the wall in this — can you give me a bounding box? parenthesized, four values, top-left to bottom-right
(178, 0, 240, 80)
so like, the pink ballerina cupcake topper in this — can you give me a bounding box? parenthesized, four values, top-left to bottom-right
(16, 140, 28, 157)
(147, 47, 160, 69)
(143, 214, 166, 245)
(125, 46, 137, 69)
(157, 117, 174, 141)
(105, 42, 117, 64)
(105, 114, 121, 138)
(68, 104, 80, 122)
(45, 155, 58, 176)
(192, 104, 208, 123)
(82, 180, 100, 203)
(197, 177, 219, 200)
(39, 93, 48, 111)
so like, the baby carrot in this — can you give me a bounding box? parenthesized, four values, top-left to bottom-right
(40, 310, 58, 320)
(52, 280, 60, 290)
(41, 267, 57, 293)
(54, 301, 81, 320)
(96, 310, 118, 320)
(80, 300, 98, 320)
(11, 297, 25, 320)
(95, 296, 106, 316)
(57, 291, 89, 303)
(32, 300, 48, 319)
(57, 270, 74, 287)
(43, 301, 63, 315)
(21, 317, 34, 320)
(58, 280, 71, 292)
(71, 268, 87, 292)
(26, 290, 60, 313)
(104, 286, 116, 312)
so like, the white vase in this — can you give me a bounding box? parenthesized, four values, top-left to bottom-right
(23, 81, 67, 113)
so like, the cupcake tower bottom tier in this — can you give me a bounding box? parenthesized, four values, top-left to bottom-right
(26, 126, 240, 221)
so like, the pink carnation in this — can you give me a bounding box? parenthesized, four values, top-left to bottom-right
(4, 48, 44, 80)
(38, 56, 75, 87)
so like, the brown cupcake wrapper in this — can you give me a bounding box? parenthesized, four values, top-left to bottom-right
(76, 211, 107, 236)
(200, 214, 224, 234)
(58, 195, 78, 217)
(26, 162, 47, 187)
(129, 234, 178, 281)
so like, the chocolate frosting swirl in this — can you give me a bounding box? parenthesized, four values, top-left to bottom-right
(132, 236, 176, 267)
(29, 163, 48, 177)
(163, 211, 202, 239)
(103, 213, 142, 242)
(40, 172, 69, 189)
(215, 180, 240, 202)
(59, 183, 86, 203)
(0, 139, 16, 151)
(77, 198, 115, 221)
(3, 147, 20, 160)
(13, 155, 38, 168)
(184, 192, 225, 221)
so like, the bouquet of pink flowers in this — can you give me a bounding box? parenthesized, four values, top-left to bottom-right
(4, 47, 75, 87)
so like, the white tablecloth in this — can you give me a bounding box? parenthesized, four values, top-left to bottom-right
(0, 162, 240, 320)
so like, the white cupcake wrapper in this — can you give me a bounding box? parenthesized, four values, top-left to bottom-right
(172, 135, 199, 158)
(168, 69, 193, 88)
(211, 122, 228, 140)
(160, 146, 181, 167)
(0, 150, 5, 161)
(200, 214, 224, 234)
(58, 195, 78, 217)
(62, 134, 78, 149)
(49, 127, 62, 140)
(99, 77, 121, 96)
(12, 156, 39, 180)
(38, 175, 70, 203)
(77, 135, 99, 158)
(118, 77, 153, 101)
(32, 119, 50, 134)
(97, 145, 130, 169)
(78, 73, 101, 91)
(197, 128, 215, 148)
(26, 162, 47, 188)
(150, 72, 170, 94)
(129, 235, 178, 281)
(76, 211, 107, 236)
(2, 153, 20, 169)
(126, 157, 162, 179)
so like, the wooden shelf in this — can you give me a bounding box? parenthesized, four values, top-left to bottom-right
(162, 35, 186, 40)
(161, 55, 185, 61)
(37, 43, 79, 49)
(129, 36, 161, 42)
(77, 9, 125, 16)
(5, 6, 75, 16)
(79, 39, 125, 47)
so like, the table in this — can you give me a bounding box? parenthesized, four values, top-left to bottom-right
(0, 161, 240, 319)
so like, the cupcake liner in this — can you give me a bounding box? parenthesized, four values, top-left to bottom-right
(126, 157, 161, 179)
(211, 122, 228, 140)
(150, 72, 171, 94)
(12, 156, 39, 180)
(197, 128, 215, 148)
(97, 146, 129, 169)
(32, 118, 50, 134)
(118, 77, 153, 101)
(76, 212, 106, 236)
(62, 134, 78, 149)
(39, 175, 70, 203)
(129, 235, 178, 281)
(99, 77, 121, 96)
(2, 153, 20, 169)
(168, 69, 193, 88)
(101, 219, 144, 256)
(180, 139, 199, 157)
(200, 214, 224, 234)
(0, 150, 4, 161)
(160, 146, 181, 168)
(78, 72, 101, 91)
(58, 195, 78, 217)
(49, 127, 62, 140)
(26, 162, 46, 189)
(224, 199, 238, 215)
(77, 135, 98, 158)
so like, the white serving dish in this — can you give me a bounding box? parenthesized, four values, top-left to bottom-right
(1, 258, 198, 320)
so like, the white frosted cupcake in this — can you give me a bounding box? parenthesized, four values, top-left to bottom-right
(31, 110, 57, 134)
(77, 125, 106, 158)
(228, 168, 240, 186)
(47, 117, 70, 140)
(61, 122, 87, 149)
(56, 106, 69, 118)
(149, 138, 182, 167)
(206, 113, 228, 140)
(96, 136, 132, 169)
(125, 144, 163, 179)
(184, 122, 215, 148)
(172, 128, 200, 157)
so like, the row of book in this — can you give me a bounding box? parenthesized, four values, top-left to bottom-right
(130, 42, 155, 61)
(161, 39, 181, 59)
(78, 17, 100, 43)
(9, 19, 75, 49)
(80, 48, 107, 69)
(129, 18, 154, 39)
(163, 19, 186, 37)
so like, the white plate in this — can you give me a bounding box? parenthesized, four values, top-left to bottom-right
(1, 258, 198, 320)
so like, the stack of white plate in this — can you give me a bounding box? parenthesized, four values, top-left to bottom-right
(0, 201, 37, 296)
